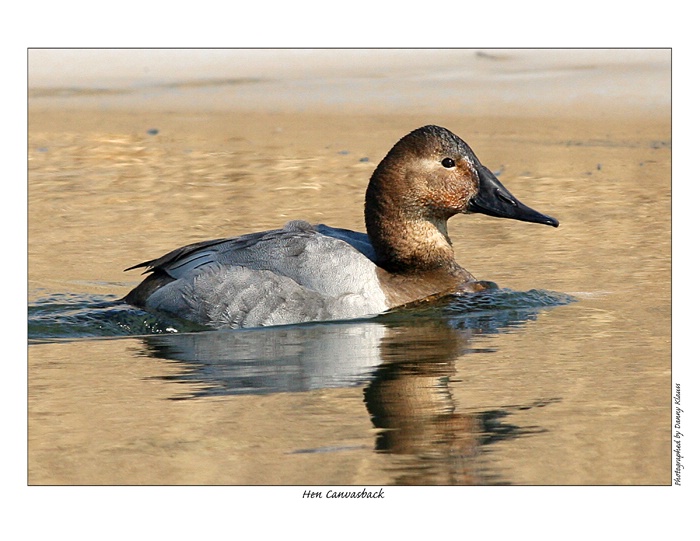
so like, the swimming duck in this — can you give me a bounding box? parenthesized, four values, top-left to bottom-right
(124, 125, 558, 329)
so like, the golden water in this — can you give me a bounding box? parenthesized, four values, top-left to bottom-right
(28, 99, 670, 484)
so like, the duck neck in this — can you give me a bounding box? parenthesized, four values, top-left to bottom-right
(365, 183, 464, 276)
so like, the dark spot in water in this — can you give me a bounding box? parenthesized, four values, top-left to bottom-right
(475, 51, 510, 61)
(147, 128, 159, 136)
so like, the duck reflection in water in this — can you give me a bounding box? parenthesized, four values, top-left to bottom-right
(362, 317, 558, 485)
(138, 294, 564, 485)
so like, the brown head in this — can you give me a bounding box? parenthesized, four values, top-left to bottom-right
(365, 125, 557, 274)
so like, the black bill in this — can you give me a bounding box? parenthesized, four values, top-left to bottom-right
(468, 164, 559, 227)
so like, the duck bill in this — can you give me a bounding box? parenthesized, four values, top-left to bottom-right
(468, 164, 559, 227)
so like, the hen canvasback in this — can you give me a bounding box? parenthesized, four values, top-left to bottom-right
(124, 125, 558, 329)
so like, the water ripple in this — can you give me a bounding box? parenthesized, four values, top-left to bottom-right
(28, 288, 575, 343)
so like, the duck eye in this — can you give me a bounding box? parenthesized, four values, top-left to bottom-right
(441, 158, 456, 168)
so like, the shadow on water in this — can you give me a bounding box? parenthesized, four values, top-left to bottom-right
(29, 288, 573, 485)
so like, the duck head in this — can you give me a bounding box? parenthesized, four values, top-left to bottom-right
(365, 125, 558, 272)
(367, 125, 558, 226)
